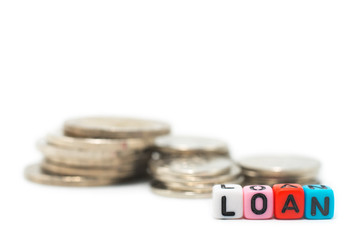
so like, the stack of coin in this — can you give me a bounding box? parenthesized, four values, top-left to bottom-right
(25, 116, 170, 186)
(149, 136, 244, 198)
(237, 155, 321, 186)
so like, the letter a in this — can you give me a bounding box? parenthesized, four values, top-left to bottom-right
(281, 194, 299, 213)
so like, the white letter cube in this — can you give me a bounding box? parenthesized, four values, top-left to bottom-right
(212, 184, 243, 219)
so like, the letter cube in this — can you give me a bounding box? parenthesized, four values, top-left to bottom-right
(243, 185, 273, 219)
(303, 185, 334, 219)
(273, 183, 304, 219)
(212, 184, 243, 219)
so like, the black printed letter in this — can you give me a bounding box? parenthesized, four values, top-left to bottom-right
(311, 197, 329, 216)
(221, 196, 235, 216)
(251, 193, 267, 215)
(281, 194, 299, 213)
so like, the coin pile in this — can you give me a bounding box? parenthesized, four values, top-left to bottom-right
(25, 116, 170, 186)
(149, 136, 244, 198)
(237, 155, 321, 186)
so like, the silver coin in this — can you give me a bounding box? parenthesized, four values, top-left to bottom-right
(159, 175, 245, 191)
(38, 139, 123, 160)
(41, 161, 138, 178)
(150, 181, 212, 199)
(243, 175, 320, 183)
(151, 163, 242, 184)
(64, 116, 171, 139)
(44, 158, 140, 172)
(154, 135, 229, 156)
(43, 154, 148, 168)
(46, 132, 154, 151)
(149, 157, 233, 177)
(238, 155, 321, 178)
(243, 177, 320, 186)
(37, 140, 151, 167)
(24, 163, 120, 187)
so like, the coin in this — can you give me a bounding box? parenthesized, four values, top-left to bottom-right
(159, 175, 245, 191)
(154, 135, 229, 157)
(41, 160, 139, 178)
(242, 177, 320, 186)
(149, 157, 233, 177)
(238, 155, 321, 178)
(150, 181, 212, 199)
(46, 132, 154, 151)
(150, 160, 242, 184)
(64, 116, 171, 139)
(24, 163, 119, 187)
(38, 140, 121, 160)
(37, 140, 151, 167)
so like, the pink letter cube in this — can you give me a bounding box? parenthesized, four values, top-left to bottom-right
(243, 185, 274, 219)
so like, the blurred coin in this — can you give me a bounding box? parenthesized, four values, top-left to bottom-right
(44, 158, 142, 171)
(43, 155, 146, 168)
(24, 163, 119, 187)
(44, 156, 149, 169)
(238, 155, 320, 178)
(38, 140, 121, 160)
(243, 177, 320, 186)
(149, 157, 232, 177)
(150, 181, 212, 199)
(37, 140, 151, 167)
(41, 161, 137, 178)
(159, 175, 245, 191)
(46, 132, 154, 151)
(154, 135, 229, 157)
(64, 116, 170, 139)
(151, 162, 242, 184)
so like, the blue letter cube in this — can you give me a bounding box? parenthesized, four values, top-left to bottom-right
(303, 185, 334, 219)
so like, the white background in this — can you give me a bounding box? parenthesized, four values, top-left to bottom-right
(1, 0, 359, 239)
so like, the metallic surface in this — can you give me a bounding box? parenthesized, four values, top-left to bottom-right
(64, 116, 170, 139)
(24, 163, 120, 187)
